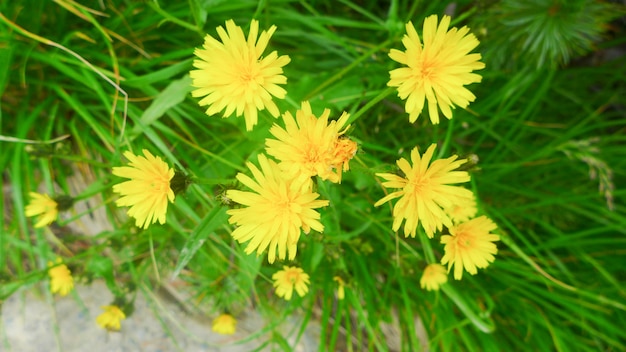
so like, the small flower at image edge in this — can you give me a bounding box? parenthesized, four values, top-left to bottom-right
(25, 192, 58, 228)
(420, 264, 448, 291)
(388, 15, 485, 124)
(191, 19, 291, 131)
(48, 258, 74, 297)
(212, 314, 237, 335)
(265, 101, 357, 183)
(226, 154, 329, 263)
(375, 143, 473, 238)
(273, 266, 310, 300)
(96, 305, 126, 331)
(441, 215, 500, 280)
(112, 149, 175, 229)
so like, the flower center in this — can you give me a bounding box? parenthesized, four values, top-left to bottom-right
(272, 190, 298, 218)
(455, 232, 472, 249)
(408, 175, 430, 194)
(304, 146, 323, 163)
(299, 143, 331, 174)
(420, 60, 437, 81)
(275, 199, 291, 211)
(239, 62, 261, 87)
(285, 271, 299, 284)
(241, 71, 254, 82)
(151, 179, 170, 194)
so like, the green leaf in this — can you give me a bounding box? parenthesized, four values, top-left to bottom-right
(171, 206, 228, 279)
(86, 256, 118, 295)
(131, 75, 193, 136)
(0, 42, 12, 97)
(441, 283, 496, 333)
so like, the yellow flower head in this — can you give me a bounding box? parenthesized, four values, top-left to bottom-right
(212, 313, 237, 335)
(191, 19, 291, 131)
(375, 144, 473, 238)
(331, 137, 358, 178)
(265, 101, 356, 183)
(441, 215, 500, 280)
(420, 263, 448, 291)
(112, 149, 175, 229)
(25, 192, 58, 228)
(227, 154, 329, 263)
(333, 276, 346, 300)
(272, 266, 310, 300)
(96, 305, 126, 331)
(444, 193, 477, 224)
(388, 15, 485, 124)
(48, 258, 74, 297)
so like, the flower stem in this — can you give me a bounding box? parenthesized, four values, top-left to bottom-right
(438, 117, 455, 158)
(418, 230, 436, 264)
(305, 38, 394, 101)
(192, 177, 236, 185)
(347, 86, 395, 125)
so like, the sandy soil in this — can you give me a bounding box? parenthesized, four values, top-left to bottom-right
(1, 281, 319, 352)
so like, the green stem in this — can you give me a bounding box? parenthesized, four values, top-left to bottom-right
(441, 283, 496, 333)
(147, 1, 202, 35)
(417, 230, 436, 264)
(192, 177, 236, 185)
(74, 184, 113, 201)
(438, 117, 455, 158)
(347, 86, 395, 125)
(387, 0, 399, 24)
(305, 39, 394, 101)
(51, 155, 111, 168)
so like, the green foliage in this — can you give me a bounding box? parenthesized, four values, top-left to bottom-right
(1, 0, 626, 351)
(473, 0, 624, 69)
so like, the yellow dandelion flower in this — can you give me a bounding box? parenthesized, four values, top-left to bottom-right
(330, 137, 358, 179)
(420, 263, 448, 291)
(191, 19, 291, 131)
(48, 258, 74, 297)
(212, 314, 237, 335)
(388, 15, 485, 124)
(272, 266, 310, 300)
(25, 193, 58, 228)
(333, 276, 346, 300)
(112, 149, 175, 229)
(265, 101, 356, 183)
(226, 154, 329, 263)
(444, 193, 477, 224)
(375, 144, 473, 238)
(96, 305, 126, 331)
(441, 215, 500, 280)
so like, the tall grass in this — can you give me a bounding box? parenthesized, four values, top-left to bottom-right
(1, 0, 625, 351)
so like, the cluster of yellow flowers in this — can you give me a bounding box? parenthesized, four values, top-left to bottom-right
(191, 19, 359, 324)
(45, 258, 127, 331)
(25, 195, 131, 329)
(375, 144, 500, 288)
(25, 14, 498, 333)
(189, 20, 363, 315)
(189, 16, 497, 300)
(379, 16, 498, 290)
